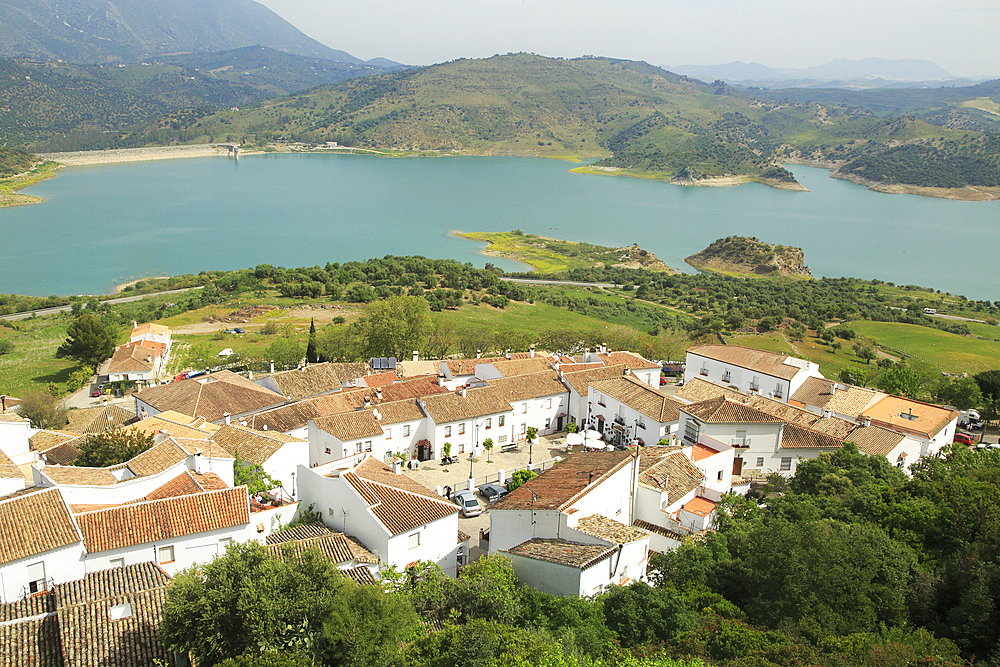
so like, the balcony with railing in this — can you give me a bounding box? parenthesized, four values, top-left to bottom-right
(614, 415, 626, 426)
(721, 372, 731, 383)
(699, 367, 708, 376)
(749, 383, 759, 392)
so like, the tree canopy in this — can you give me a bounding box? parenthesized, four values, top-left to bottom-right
(57, 314, 116, 368)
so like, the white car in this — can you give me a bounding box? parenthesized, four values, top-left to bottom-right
(453, 490, 483, 517)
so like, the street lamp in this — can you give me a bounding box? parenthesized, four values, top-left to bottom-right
(468, 419, 479, 491)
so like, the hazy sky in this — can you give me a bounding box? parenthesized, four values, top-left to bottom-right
(255, 0, 1000, 78)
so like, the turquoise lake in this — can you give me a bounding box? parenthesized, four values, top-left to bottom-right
(1, 154, 997, 300)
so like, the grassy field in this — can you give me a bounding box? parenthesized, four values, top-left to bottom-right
(849, 320, 1000, 375)
(456, 231, 672, 274)
(0, 161, 59, 208)
(0, 317, 79, 395)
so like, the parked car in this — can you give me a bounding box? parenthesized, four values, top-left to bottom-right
(233, 327, 245, 334)
(954, 432, 975, 446)
(960, 419, 985, 431)
(659, 377, 668, 386)
(478, 483, 509, 504)
(453, 490, 483, 517)
(90, 384, 102, 398)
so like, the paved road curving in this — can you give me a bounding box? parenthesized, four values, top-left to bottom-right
(500, 277, 619, 289)
(0, 287, 202, 321)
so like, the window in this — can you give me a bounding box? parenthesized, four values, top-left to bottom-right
(750, 376, 759, 391)
(325, 447, 331, 454)
(499, 415, 505, 427)
(364, 440, 372, 452)
(329, 507, 336, 516)
(403, 424, 411, 436)
(597, 394, 605, 407)
(615, 499, 623, 516)
(683, 419, 700, 444)
(756, 457, 764, 467)
(158, 545, 175, 564)
(545, 418, 551, 429)
(355, 442, 363, 454)
(699, 366, 708, 376)
(408, 532, 420, 549)
(521, 403, 528, 414)
(445, 425, 452, 437)
(485, 418, 491, 429)
(717, 470, 723, 481)
(109, 557, 125, 569)
(774, 384, 784, 399)
(498, 435, 507, 443)
(545, 398, 552, 409)
(520, 423, 527, 435)
(458, 442, 465, 454)
(780, 457, 792, 471)
(458, 423, 465, 435)
(385, 427, 392, 440)
(722, 370, 731, 382)
(26, 561, 46, 593)
(109, 602, 133, 621)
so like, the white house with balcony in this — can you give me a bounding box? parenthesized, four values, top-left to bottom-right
(586, 375, 687, 447)
(684, 345, 823, 403)
(296, 454, 462, 576)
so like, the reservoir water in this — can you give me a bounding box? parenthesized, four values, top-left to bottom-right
(1, 154, 997, 300)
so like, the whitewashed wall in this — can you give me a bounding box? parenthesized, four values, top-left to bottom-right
(0, 543, 87, 603)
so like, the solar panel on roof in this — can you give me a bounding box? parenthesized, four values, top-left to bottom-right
(387, 358, 397, 369)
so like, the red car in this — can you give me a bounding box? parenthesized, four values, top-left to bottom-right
(954, 432, 975, 446)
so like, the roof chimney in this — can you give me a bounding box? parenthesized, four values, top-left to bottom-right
(363, 396, 372, 408)
(262, 424, 267, 431)
(270, 360, 275, 374)
(505, 349, 511, 360)
(437, 374, 445, 386)
(375, 388, 383, 401)
(476, 350, 482, 359)
(458, 386, 467, 398)
(600, 343, 607, 355)
(864, 417, 871, 428)
(830, 383, 837, 395)
(413, 350, 419, 362)
(248, 371, 253, 380)
(588, 471, 594, 485)
(530, 345, 535, 358)
(823, 408, 832, 419)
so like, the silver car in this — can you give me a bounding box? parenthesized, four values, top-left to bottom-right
(454, 490, 483, 517)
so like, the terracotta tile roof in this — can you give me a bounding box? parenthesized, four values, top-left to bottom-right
(848, 425, 908, 457)
(504, 538, 616, 569)
(41, 465, 119, 486)
(209, 425, 303, 466)
(266, 520, 339, 544)
(683, 396, 785, 424)
(598, 351, 660, 370)
(374, 376, 451, 402)
(340, 457, 458, 535)
(591, 375, 685, 423)
(780, 423, 845, 450)
(494, 451, 635, 511)
(124, 410, 220, 440)
(260, 362, 369, 399)
(574, 514, 648, 544)
(444, 353, 533, 376)
(674, 377, 743, 403)
(125, 439, 188, 477)
(790, 377, 885, 418)
(862, 396, 958, 440)
(135, 370, 286, 422)
(682, 496, 717, 517)
(420, 386, 511, 424)
(0, 487, 80, 565)
(743, 394, 858, 439)
(344, 565, 378, 585)
(64, 405, 137, 435)
(687, 345, 806, 381)
(313, 410, 384, 442)
(557, 362, 605, 372)
(638, 450, 704, 501)
(29, 430, 84, 453)
(169, 437, 234, 460)
(361, 371, 399, 388)
(484, 358, 555, 377)
(486, 370, 568, 402)
(375, 399, 425, 425)
(266, 523, 377, 565)
(75, 487, 249, 553)
(107, 343, 158, 374)
(633, 518, 687, 541)
(0, 562, 172, 667)
(561, 364, 628, 396)
(145, 470, 229, 501)
(458, 530, 471, 544)
(40, 439, 85, 466)
(397, 359, 443, 378)
(130, 322, 169, 338)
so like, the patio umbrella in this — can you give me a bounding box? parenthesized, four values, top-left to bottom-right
(583, 429, 603, 441)
(566, 432, 585, 446)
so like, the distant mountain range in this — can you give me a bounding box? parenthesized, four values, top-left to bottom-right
(0, 0, 399, 68)
(670, 58, 986, 90)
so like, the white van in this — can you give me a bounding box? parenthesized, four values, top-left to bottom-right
(923, 308, 937, 315)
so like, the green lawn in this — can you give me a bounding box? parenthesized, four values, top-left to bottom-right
(0, 317, 80, 395)
(849, 321, 1000, 375)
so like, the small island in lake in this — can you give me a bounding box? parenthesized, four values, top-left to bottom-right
(455, 230, 675, 274)
(685, 236, 812, 279)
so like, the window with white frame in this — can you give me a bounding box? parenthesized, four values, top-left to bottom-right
(26, 561, 46, 593)
(683, 419, 700, 444)
(545, 418, 550, 429)
(158, 545, 175, 564)
(597, 393, 605, 406)
(325, 447, 331, 454)
(364, 441, 372, 452)
(521, 403, 527, 414)
(780, 457, 792, 471)
(545, 398, 552, 409)
(355, 442, 363, 454)
(445, 425, 451, 437)
(458, 423, 466, 435)
(520, 423, 527, 435)
(385, 427, 392, 440)
(458, 442, 465, 453)
(717, 470, 723, 481)
(498, 435, 507, 443)
(499, 415, 505, 426)
(756, 457, 764, 467)
(403, 424, 411, 436)
(485, 417, 491, 429)
(109, 557, 125, 569)
(408, 532, 420, 549)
